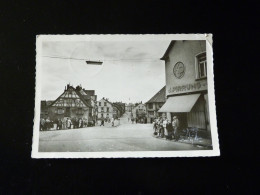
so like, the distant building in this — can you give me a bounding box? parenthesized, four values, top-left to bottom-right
(113, 102, 126, 115)
(132, 103, 147, 119)
(145, 86, 166, 123)
(97, 98, 114, 120)
(158, 40, 210, 131)
(46, 84, 96, 122)
(125, 103, 135, 112)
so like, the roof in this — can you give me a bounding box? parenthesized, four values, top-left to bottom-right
(83, 89, 95, 96)
(49, 85, 92, 108)
(160, 41, 175, 60)
(146, 86, 166, 103)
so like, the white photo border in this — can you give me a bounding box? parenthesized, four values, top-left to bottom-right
(32, 34, 220, 158)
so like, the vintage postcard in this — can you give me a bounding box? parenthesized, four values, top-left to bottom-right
(32, 34, 219, 158)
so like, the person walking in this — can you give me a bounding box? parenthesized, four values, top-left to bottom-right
(131, 117, 134, 124)
(163, 117, 168, 139)
(100, 117, 105, 126)
(111, 117, 114, 127)
(172, 116, 180, 141)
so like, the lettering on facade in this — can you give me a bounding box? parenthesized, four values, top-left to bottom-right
(168, 80, 207, 94)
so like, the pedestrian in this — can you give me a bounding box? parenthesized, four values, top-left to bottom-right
(131, 117, 134, 124)
(163, 117, 167, 138)
(172, 116, 180, 141)
(45, 117, 51, 131)
(79, 118, 83, 128)
(40, 118, 45, 131)
(62, 117, 67, 129)
(57, 118, 62, 130)
(166, 119, 173, 140)
(74, 118, 79, 129)
(67, 118, 72, 129)
(158, 117, 164, 138)
(111, 117, 114, 127)
(100, 117, 105, 126)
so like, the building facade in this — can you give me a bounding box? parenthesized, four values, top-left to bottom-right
(47, 84, 94, 122)
(158, 40, 210, 131)
(125, 103, 135, 112)
(145, 86, 166, 123)
(132, 103, 147, 119)
(97, 98, 114, 120)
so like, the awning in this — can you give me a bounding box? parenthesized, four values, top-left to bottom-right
(158, 94, 200, 113)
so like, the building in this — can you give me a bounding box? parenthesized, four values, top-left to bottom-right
(97, 98, 114, 120)
(145, 86, 166, 123)
(47, 84, 96, 122)
(113, 102, 126, 115)
(125, 103, 135, 112)
(158, 40, 210, 132)
(132, 103, 147, 119)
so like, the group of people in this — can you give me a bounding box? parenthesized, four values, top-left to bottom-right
(100, 117, 117, 127)
(40, 117, 53, 131)
(40, 117, 95, 131)
(153, 116, 180, 141)
(128, 117, 147, 124)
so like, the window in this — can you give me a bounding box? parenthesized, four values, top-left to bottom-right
(148, 111, 154, 116)
(148, 103, 153, 109)
(107, 107, 109, 112)
(99, 102, 101, 106)
(76, 108, 84, 115)
(101, 107, 104, 112)
(57, 108, 64, 114)
(195, 52, 207, 79)
(104, 102, 107, 106)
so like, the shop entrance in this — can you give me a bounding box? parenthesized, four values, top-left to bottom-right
(170, 112, 188, 131)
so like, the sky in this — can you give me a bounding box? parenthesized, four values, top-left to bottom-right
(40, 40, 170, 103)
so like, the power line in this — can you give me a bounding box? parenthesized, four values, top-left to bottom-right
(42, 55, 160, 62)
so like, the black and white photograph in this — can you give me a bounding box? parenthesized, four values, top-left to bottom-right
(32, 34, 219, 158)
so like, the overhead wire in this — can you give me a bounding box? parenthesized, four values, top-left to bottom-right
(42, 55, 160, 62)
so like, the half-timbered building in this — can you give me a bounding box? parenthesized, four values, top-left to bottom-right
(47, 84, 96, 122)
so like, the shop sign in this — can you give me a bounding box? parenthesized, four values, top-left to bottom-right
(168, 80, 207, 95)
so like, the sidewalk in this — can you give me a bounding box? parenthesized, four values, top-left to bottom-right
(153, 130, 213, 149)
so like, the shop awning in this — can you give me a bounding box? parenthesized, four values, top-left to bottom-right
(158, 94, 200, 113)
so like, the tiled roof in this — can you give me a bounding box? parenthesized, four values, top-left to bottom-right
(83, 89, 95, 96)
(49, 85, 92, 108)
(146, 86, 166, 103)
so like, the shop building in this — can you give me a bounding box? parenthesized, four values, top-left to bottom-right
(158, 40, 210, 132)
(145, 86, 166, 123)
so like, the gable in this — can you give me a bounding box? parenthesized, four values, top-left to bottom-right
(51, 89, 88, 108)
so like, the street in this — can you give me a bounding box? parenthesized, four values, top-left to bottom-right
(39, 112, 209, 152)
